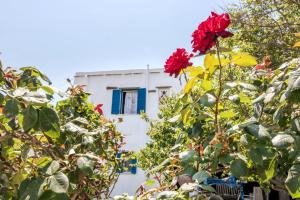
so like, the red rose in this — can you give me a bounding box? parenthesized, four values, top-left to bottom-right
(164, 48, 193, 77)
(95, 104, 103, 115)
(192, 12, 233, 54)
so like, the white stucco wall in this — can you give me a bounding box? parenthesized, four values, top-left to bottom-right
(74, 68, 182, 196)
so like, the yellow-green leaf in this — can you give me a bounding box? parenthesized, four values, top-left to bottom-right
(220, 110, 236, 119)
(204, 54, 219, 75)
(232, 52, 257, 67)
(239, 92, 251, 103)
(201, 80, 213, 91)
(189, 67, 205, 78)
(181, 108, 191, 125)
(184, 76, 198, 93)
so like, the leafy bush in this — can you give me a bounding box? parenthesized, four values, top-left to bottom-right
(136, 10, 300, 199)
(226, 0, 300, 66)
(0, 62, 124, 199)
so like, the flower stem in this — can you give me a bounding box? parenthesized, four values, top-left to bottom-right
(182, 69, 188, 82)
(215, 40, 223, 134)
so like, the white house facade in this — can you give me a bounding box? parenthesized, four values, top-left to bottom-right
(74, 67, 183, 196)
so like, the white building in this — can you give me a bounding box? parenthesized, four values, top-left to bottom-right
(74, 67, 182, 196)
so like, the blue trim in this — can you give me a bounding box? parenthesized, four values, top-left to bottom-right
(111, 89, 121, 114)
(130, 158, 137, 174)
(137, 88, 146, 114)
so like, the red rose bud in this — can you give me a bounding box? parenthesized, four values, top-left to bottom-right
(95, 104, 103, 115)
(192, 12, 233, 54)
(164, 48, 193, 77)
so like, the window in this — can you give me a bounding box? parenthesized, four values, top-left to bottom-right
(111, 88, 146, 115)
(121, 90, 138, 114)
(158, 88, 170, 103)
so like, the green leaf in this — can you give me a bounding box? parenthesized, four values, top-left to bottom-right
(47, 172, 69, 193)
(179, 150, 196, 164)
(249, 148, 263, 166)
(22, 91, 49, 105)
(39, 107, 60, 139)
(230, 159, 249, 178)
(192, 171, 210, 183)
(13, 87, 28, 97)
(239, 92, 251, 103)
(232, 52, 257, 67)
(156, 191, 178, 199)
(272, 134, 295, 148)
(18, 178, 45, 200)
(252, 93, 266, 104)
(181, 108, 191, 125)
(285, 159, 300, 198)
(76, 157, 94, 176)
(204, 54, 219, 75)
(149, 158, 172, 173)
(228, 94, 240, 104)
(4, 99, 19, 117)
(39, 191, 69, 200)
(184, 76, 198, 93)
(168, 115, 181, 123)
(264, 157, 277, 181)
(35, 157, 52, 168)
(244, 124, 270, 139)
(239, 82, 257, 91)
(264, 92, 276, 104)
(20, 66, 52, 84)
(22, 105, 38, 132)
(201, 80, 213, 91)
(144, 179, 156, 186)
(41, 86, 55, 95)
(63, 122, 91, 135)
(41, 160, 60, 175)
(199, 93, 216, 107)
(220, 110, 236, 119)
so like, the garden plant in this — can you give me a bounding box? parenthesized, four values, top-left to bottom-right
(0, 63, 125, 199)
(136, 11, 300, 200)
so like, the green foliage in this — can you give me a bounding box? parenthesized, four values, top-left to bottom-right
(0, 64, 124, 199)
(138, 96, 189, 171)
(137, 27, 300, 199)
(226, 0, 300, 66)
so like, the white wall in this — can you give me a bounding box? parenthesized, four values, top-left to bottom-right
(74, 68, 182, 196)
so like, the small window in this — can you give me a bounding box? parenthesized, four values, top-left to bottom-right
(121, 90, 138, 114)
(158, 88, 170, 103)
(111, 88, 146, 115)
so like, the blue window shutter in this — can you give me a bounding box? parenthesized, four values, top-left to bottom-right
(111, 89, 121, 114)
(137, 88, 146, 114)
(130, 158, 137, 174)
(116, 152, 122, 158)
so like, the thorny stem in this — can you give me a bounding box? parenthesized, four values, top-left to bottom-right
(182, 69, 188, 82)
(215, 40, 223, 134)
